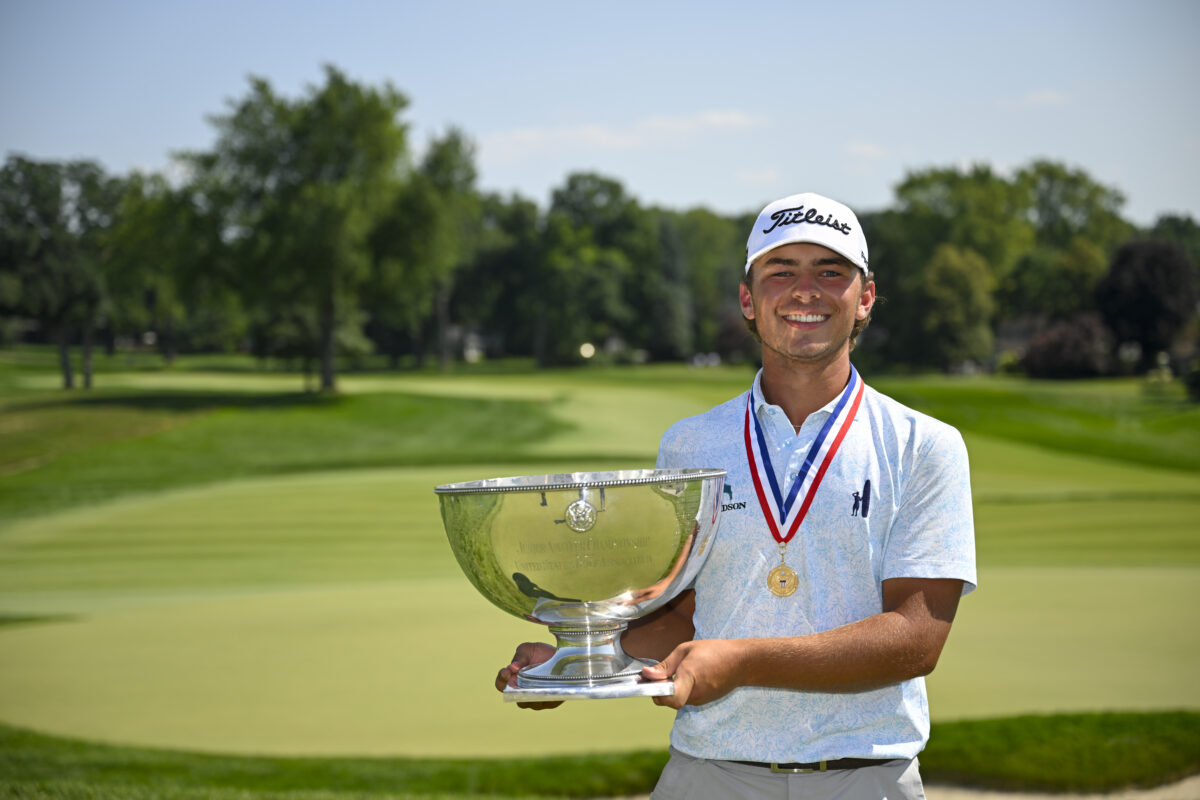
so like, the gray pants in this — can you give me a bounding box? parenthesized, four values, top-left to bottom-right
(651, 747, 926, 800)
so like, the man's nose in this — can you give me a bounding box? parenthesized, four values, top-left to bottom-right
(791, 274, 820, 301)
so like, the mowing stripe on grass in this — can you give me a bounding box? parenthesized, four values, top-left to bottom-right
(0, 467, 1197, 756)
(1, 570, 1195, 758)
(0, 581, 675, 758)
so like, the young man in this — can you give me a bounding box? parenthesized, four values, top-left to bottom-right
(498, 192, 977, 800)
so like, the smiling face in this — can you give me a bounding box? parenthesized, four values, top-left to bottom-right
(740, 242, 876, 371)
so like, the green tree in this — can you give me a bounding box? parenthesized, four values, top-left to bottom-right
(669, 207, 745, 354)
(107, 173, 247, 361)
(449, 192, 545, 360)
(1002, 236, 1108, 322)
(859, 207, 930, 368)
(647, 209, 694, 361)
(874, 165, 1032, 370)
(188, 66, 409, 391)
(990, 161, 1133, 328)
(365, 129, 481, 369)
(419, 129, 481, 369)
(1016, 160, 1133, 255)
(910, 244, 996, 370)
(365, 177, 437, 367)
(535, 206, 635, 365)
(893, 164, 1035, 281)
(67, 161, 125, 386)
(0, 156, 120, 388)
(105, 173, 174, 349)
(547, 173, 675, 361)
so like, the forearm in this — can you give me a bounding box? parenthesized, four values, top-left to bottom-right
(739, 578, 958, 692)
(648, 578, 962, 708)
(733, 608, 946, 693)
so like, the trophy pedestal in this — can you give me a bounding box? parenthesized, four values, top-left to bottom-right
(506, 621, 675, 701)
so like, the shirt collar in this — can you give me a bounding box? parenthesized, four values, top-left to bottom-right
(751, 368, 857, 428)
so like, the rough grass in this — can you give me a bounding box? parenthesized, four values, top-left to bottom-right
(0, 389, 570, 524)
(873, 374, 1200, 471)
(0, 718, 667, 798)
(2, 712, 1197, 798)
(921, 711, 1200, 792)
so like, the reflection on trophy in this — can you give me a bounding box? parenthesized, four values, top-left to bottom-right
(435, 468, 725, 701)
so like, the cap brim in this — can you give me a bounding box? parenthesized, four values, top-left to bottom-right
(744, 235, 868, 274)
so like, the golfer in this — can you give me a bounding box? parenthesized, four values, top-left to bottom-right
(498, 192, 977, 800)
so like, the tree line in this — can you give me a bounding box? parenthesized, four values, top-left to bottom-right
(2, 66, 1198, 392)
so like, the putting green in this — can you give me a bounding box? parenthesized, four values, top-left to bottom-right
(0, 567, 1195, 757)
(1, 453, 1198, 756)
(929, 566, 1200, 719)
(0, 581, 675, 757)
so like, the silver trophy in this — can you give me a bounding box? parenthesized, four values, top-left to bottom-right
(435, 468, 725, 702)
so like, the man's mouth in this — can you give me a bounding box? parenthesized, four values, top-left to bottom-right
(783, 313, 828, 324)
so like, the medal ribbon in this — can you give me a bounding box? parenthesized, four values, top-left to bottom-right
(744, 366, 864, 545)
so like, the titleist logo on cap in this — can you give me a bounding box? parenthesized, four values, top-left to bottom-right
(762, 204, 853, 237)
(745, 192, 869, 274)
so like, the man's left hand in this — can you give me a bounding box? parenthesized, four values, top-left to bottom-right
(642, 639, 745, 709)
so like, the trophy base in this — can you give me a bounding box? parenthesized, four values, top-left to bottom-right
(504, 679, 675, 702)
(512, 622, 668, 698)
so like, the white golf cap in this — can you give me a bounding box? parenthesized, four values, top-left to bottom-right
(744, 192, 869, 275)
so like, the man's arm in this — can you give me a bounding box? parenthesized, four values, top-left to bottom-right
(643, 577, 963, 709)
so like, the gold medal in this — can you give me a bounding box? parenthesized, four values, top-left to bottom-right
(767, 563, 798, 597)
(767, 542, 798, 597)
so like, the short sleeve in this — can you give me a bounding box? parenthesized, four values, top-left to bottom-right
(882, 424, 977, 594)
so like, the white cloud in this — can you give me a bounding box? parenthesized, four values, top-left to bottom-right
(641, 109, 764, 135)
(846, 140, 885, 159)
(1012, 89, 1069, 108)
(481, 109, 767, 162)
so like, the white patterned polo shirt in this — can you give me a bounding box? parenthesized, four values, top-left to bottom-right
(655, 369, 977, 763)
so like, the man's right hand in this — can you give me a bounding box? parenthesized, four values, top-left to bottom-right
(495, 642, 563, 710)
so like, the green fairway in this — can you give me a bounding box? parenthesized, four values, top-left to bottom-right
(1, 358, 1198, 761)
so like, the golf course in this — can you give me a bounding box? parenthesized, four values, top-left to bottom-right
(1, 349, 1198, 797)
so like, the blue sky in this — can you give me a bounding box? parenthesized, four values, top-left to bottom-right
(1, 0, 1196, 225)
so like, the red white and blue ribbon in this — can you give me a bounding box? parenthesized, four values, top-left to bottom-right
(744, 366, 864, 545)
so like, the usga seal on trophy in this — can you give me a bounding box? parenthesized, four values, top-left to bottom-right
(435, 468, 725, 701)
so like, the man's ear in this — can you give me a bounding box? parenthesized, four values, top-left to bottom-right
(738, 282, 755, 319)
(856, 278, 876, 320)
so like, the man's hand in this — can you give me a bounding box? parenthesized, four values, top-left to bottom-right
(641, 638, 746, 710)
(495, 642, 563, 710)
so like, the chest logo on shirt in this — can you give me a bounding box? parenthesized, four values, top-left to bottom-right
(721, 483, 748, 512)
(851, 479, 872, 518)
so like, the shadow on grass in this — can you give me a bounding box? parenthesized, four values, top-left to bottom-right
(5, 390, 344, 414)
(0, 613, 79, 629)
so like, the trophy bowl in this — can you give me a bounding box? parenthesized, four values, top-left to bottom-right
(435, 468, 725, 701)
